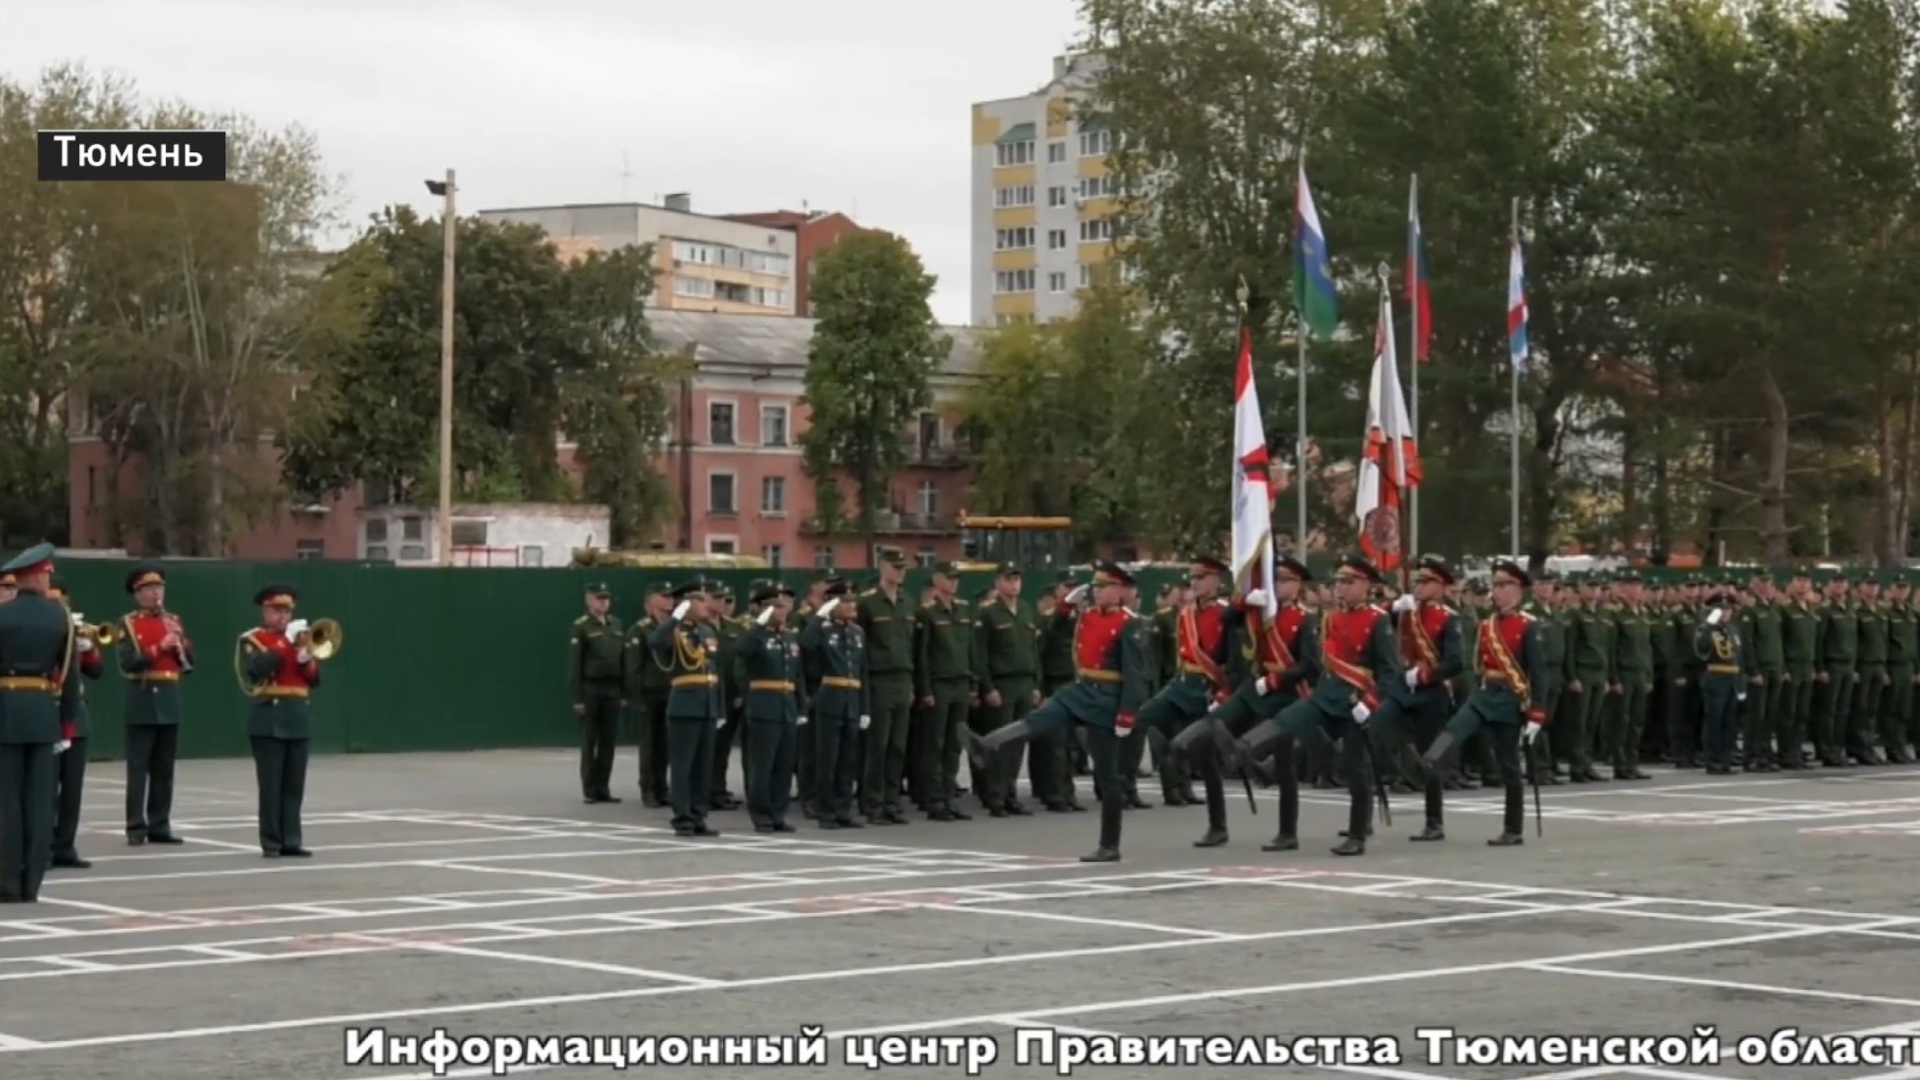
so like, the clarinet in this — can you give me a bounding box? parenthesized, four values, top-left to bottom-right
(162, 608, 194, 674)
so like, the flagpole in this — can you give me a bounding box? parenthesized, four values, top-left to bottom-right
(1407, 174, 1421, 562)
(1297, 316, 1308, 554)
(1509, 196, 1522, 558)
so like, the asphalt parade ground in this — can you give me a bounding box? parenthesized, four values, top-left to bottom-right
(6, 751, 1920, 1080)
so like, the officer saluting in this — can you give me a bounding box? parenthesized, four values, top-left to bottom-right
(737, 580, 807, 833)
(47, 576, 105, 870)
(0, 542, 83, 903)
(116, 563, 192, 846)
(801, 577, 870, 829)
(1696, 591, 1747, 775)
(237, 585, 324, 858)
(649, 578, 723, 838)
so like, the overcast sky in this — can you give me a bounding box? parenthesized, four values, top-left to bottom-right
(10, 0, 1085, 325)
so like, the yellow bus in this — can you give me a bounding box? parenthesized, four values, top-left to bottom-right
(956, 514, 1073, 573)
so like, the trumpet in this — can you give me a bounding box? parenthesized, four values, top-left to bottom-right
(70, 613, 119, 646)
(295, 617, 343, 660)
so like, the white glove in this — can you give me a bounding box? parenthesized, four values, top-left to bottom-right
(1523, 721, 1542, 744)
(1065, 584, 1089, 606)
(53, 740, 70, 755)
(77, 637, 96, 654)
(1252, 675, 1272, 697)
(797, 715, 808, 727)
(859, 714, 871, 731)
(1736, 692, 1747, 703)
(672, 600, 691, 621)
(286, 618, 310, 640)
(296, 648, 313, 664)
(1404, 669, 1420, 691)
(716, 717, 726, 729)
(1706, 608, 1723, 625)
(1351, 703, 1371, 725)
(1244, 589, 1269, 608)
(755, 606, 775, 626)
(1392, 594, 1416, 615)
(817, 598, 841, 619)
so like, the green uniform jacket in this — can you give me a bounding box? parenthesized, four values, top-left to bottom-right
(1615, 605, 1655, 686)
(735, 622, 807, 722)
(569, 614, 626, 703)
(855, 587, 915, 679)
(975, 597, 1040, 697)
(1890, 604, 1920, 669)
(1818, 599, 1858, 670)
(913, 597, 979, 696)
(800, 614, 872, 718)
(1524, 600, 1571, 689)
(647, 614, 723, 720)
(1742, 601, 1786, 674)
(1570, 603, 1618, 682)
(623, 616, 671, 700)
(0, 590, 80, 743)
(1858, 602, 1890, 667)
(1782, 600, 1819, 671)
(1038, 608, 1076, 686)
(68, 641, 104, 739)
(718, 616, 751, 712)
(238, 629, 322, 739)
(1152, 607, 1179, 685)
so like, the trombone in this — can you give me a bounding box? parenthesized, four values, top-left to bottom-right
(295, 617, 343, 660)
(70, 613, 119, 646)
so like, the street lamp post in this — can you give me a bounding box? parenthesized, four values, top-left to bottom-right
(425, 170, 456, 566)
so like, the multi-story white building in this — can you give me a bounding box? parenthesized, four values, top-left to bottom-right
(478, 196, 798, 316)
(969, 52, 1116, 326)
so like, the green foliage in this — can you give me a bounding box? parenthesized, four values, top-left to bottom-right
(279, 212, 679, 546)
(799, 230, 947, 542)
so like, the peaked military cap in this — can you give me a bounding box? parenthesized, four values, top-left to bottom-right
(584, 581, 611, 596)
(996, 562, 1022, 577)
(3, 542, 56, 578)
(669, 577, 712, 599)
(1189, 555, 1230, 575)
(1276, 556, 1311, 581)
(1412, 554, 1455, 585)
(254, 584, 298, 608)
(875, 545, 909, 567)
(750, 579, 793, 604)
(932, 560, 960, 576)
(1335, 554, 1382, 584)
(126, 563, 165, 593)
(822, 576, 854, 598)
(1091, 560, 1135, 587)
(1490, 559, 1531, 589)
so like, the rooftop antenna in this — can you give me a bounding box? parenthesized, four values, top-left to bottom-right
(620, 152, 634, 199)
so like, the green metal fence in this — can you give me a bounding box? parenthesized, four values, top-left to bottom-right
(55, 560, 1197, 761)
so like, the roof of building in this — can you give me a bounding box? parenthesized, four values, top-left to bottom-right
(644, 310, 982, 379)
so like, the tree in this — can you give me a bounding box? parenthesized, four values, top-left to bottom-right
(799, 230, 947, 553)
(280, 210, 680, 545)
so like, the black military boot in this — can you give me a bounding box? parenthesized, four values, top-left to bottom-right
(1082, 798, 1123, 863)
(1194, 807, 1228, 847)
(1263, 783, 1299, 851)
(1488, 784, 1525, 847)
(1332, 798, 1368, 856)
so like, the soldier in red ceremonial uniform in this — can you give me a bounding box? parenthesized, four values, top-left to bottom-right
(1131, 556, 1244, 808)
(47, 577, 104, 870)
(1386, 555, 1467, 842)
(1172, 556, 1316, 851)
(965, 561, 1154, 863)
(237, 585, 324, 857)
(1412, 559, 1548, 846)
(114, 564, 193, 846)
(1230, 555, 1406, 856)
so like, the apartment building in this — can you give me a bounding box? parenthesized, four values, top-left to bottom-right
(65, 311, 987, 567)
(478, 197, 799, 316)
(721, 209, 864, 317)
(970, 51, 1118, 326)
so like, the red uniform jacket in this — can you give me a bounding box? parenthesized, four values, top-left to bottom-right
(1478, 610, 1549, 724)
(244, 627, 322, 694)
(124, 610, 191, 678)
(1250, 604, 1316, 697)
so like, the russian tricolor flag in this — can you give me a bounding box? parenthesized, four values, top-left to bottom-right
(1508, 234, 1529, 376)
(1406, 176, 1431, 363)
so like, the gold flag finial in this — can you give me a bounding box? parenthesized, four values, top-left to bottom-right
(1235, 275, 1249, 314)
(1376, 261, 1392, 290)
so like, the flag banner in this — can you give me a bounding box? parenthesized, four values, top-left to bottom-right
(1407, 176, 1432, 362)
(1356, 292, 1422, 571)
(1508, 235, 1530, 375)
(1292, 161, 1338, 339)
(1231, 325, 1278, 617)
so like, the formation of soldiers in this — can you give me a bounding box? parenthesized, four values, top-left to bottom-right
(568, 548, 1910, 860)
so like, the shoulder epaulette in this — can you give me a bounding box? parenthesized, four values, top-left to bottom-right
(572, 615, 590, 627)
(861, 588, 881, 598)
(1123, 606, 1140, 618)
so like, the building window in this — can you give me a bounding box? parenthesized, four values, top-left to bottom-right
(708, 537, 737, 555)
(918, 412, 941, 455)
(709, 472, 736, 515)
(451, 519, 489, 547)
(917, 480, 939, 519)
(993, 269, 1036, 294)
(916, 547, 937, 568)
(401, 543, 428, 560)
(994, 139, 1034, 167)
(1046, 229, 1067, 250)
(366, 545, 389, 561)
(1048, 141, 1066, 163)
(1048, 186, 1068, 208)
(1047, 272, 1067, 293)
(761, 544, 784, 566)
(814, 544, 835, 569)
(1079, 263, 1094, 288)
(1078, 175, 1116, 199)
(993, 184, 1035, 208)
(761, 475, 787, 514)
(402, 515, 424, 541)
(994, 227, 1036, 251)
(365, 518, 388, 544)
(295, 539, 325, 560)
(1079, 129, 1112, 156)
(674, 276, 714, 298)
(709, 401, 735, 445)
(521, 546, 544, 567)
(1079, 219, 1114, 243)
(760, 404, 789, 446)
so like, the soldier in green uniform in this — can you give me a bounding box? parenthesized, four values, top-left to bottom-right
(1851, 575, 1891, 765)
(856, 548, 915, 825)
(1883, 576, 1917, 763)
(115, 564, 193, 845)
(1526, 572, 1569, 787)
(965, 562, 1152, 863)
(624, 584, 672, 807)
(1563, 575, 1612, 783)
(801, 578, 869, 829)
(975, 564, 1050, 814)
(1033, 579, 1086, 811)
(1778, 569, 1820, 768)
(1813, 572, 1857, 766)
(1606, 573, 1654, 780)
(568, 583, 625, 804)
(707, 586, 749, 810)
(1696, 591, 1747, 774)
(910, 562, 979, 821)
(0, 543, 83, 901)
(649, 579, 723, 837)
(1413, 559, 1549, 847)
(1740, 572, 1787, 771)
(46, 577, 104, 870)
(235, 585, 325, 857)
(737, 581, 805, 833)
(792, 576, 829, 816)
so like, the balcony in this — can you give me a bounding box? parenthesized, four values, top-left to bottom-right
(910, 444, 977, 470)
(801, 510, 958, 536)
